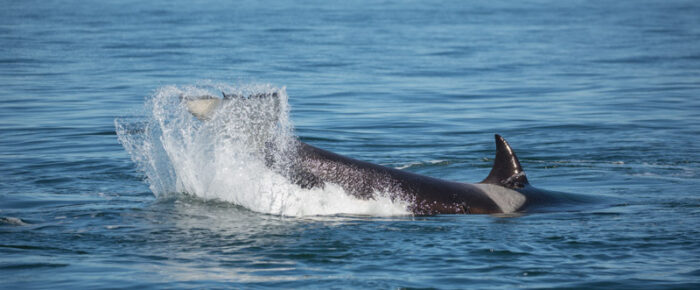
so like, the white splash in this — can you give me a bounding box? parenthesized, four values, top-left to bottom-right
(395, 159, 447, 170)
(115, 83, 409, 217)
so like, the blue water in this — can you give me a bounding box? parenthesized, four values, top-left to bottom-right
(2, 0, 700, 288)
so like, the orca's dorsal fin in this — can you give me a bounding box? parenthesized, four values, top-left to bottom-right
(481, 134, 529, 189)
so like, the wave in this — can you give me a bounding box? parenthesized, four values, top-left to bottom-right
(115, 82, 409, 217)
(0, 217, 27, 226)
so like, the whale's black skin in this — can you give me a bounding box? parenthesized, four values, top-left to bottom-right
(293, 141, 498, 214)
(284, 134, 559, 215)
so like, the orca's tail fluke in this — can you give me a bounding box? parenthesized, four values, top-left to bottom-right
(183, 96, 221, 120)
(481, 134, 529, 189)
(183, 92, 281, 121)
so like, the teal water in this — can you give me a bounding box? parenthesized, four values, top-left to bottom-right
(2, 0, 699, 288)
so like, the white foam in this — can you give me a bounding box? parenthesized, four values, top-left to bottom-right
(394, 160, 446, 170)
(116, 82, 409, 217)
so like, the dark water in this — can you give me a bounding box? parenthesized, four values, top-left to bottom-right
(2, 0, 700, 288)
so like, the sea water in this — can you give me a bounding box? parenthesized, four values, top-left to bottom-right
(1, 0, 699, 288)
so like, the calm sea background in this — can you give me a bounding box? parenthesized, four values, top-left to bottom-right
(2, 0, 699, 288)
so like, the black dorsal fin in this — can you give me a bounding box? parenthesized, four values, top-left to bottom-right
(481, 134, 529, 189)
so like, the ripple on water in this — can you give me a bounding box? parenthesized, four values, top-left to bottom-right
(0, 217, 27, 226)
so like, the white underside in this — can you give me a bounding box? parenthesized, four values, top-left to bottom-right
(473, 184, 526, 213)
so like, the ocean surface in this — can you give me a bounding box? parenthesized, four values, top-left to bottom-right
(2, 0, 699, 288)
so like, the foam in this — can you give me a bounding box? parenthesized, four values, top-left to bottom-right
(116, 82, 409, 217)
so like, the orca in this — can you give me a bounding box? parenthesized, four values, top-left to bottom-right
(184, 93, 588, 215)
